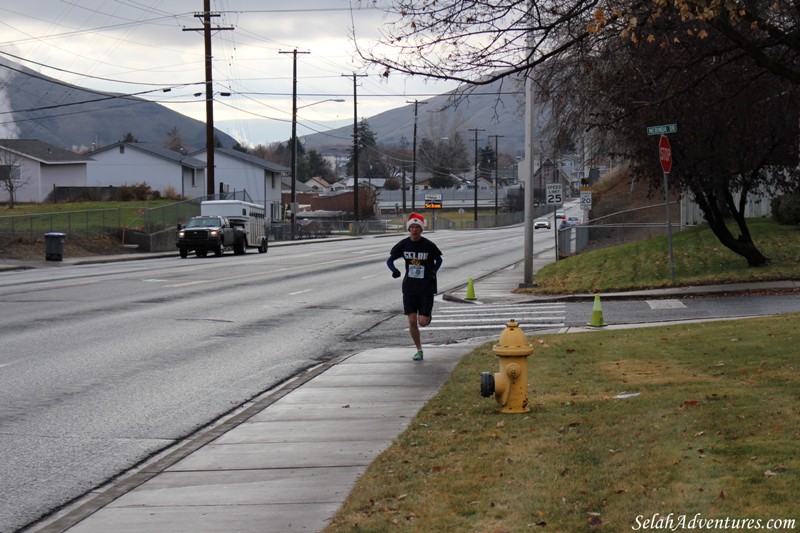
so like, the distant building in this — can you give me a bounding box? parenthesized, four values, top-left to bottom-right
(87, 142, 206, 198)
(193, 148, 288, 221)
(0, 139, 91, 203)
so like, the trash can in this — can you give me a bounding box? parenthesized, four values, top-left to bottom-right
(44, 232, 66, 261)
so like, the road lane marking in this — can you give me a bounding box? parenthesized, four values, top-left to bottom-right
(646, 299, 687, 309)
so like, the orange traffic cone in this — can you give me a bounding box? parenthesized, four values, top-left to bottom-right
(586, 294, 607, 327)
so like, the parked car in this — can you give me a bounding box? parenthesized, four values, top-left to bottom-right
(534, 217, 551, 229)
(567, 215, 581, 225)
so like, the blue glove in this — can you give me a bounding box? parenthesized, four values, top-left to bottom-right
(392, 269, 401, 279)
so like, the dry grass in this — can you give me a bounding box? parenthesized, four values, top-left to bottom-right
(528, 218, 800, 294)
(325, 315, 800, 532)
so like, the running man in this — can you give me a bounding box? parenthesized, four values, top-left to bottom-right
(387, 213, 443, 361)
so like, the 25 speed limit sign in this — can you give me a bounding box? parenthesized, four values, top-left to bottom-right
(546, 183, 563, 205)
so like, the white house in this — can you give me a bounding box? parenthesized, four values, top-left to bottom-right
(86, 142, 206, 198)
(193, 148, 288, 221)
(0, 139, 91, 203)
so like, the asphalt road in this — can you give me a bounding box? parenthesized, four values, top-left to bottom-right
(0, 226, 544, 532)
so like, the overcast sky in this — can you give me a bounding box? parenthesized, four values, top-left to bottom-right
(0, 0, 459, 145)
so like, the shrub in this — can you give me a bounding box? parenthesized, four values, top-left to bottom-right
(117, 182, 159, 201)
(772, 190, 800, 225)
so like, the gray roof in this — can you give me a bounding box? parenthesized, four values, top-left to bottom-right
(88, 142, 206, 169)
(0, 139, 92, 164)
(211, 148, 289, 173)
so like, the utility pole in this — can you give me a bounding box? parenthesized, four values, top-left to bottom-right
(468, 128, 485, 223)
(280, 49, 309, 240)
(399, 135, 408, 214)
(343, 73, 367, 227)
(522, 0, 536, 287)
(183, 0, 232, 197)
(407, 99, 427, 212)
(488, 134, 504, 219)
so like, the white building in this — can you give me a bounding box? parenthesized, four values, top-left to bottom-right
(87, 142, 206, 198)
(0, 139, 91, 203)
(192, 148, 288, 222)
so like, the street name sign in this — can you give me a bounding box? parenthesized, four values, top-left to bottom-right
(647, 123, 678, 136)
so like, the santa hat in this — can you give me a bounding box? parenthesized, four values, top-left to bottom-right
(406, 212, 425, 230)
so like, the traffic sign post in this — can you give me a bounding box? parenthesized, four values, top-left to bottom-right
(657, 135, 676, 283)
(545, 183, 564, 259)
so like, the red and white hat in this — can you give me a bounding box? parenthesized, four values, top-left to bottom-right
(406, 212, 425, 230)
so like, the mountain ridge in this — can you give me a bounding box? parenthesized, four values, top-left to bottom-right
(0, 56, 237, 151)
(2, 55, 535, 156)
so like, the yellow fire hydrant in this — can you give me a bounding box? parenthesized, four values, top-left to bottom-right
(480, 320, 533, 413)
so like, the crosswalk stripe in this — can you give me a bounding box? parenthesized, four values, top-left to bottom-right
(418, 302, 567, 332)
(434, 315, 565, 323)
(424, 322, 565, 330)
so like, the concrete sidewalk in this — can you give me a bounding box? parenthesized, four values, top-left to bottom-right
(29, 344, 481, 533)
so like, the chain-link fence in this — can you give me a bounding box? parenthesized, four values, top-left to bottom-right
(1, 190, 532, 252)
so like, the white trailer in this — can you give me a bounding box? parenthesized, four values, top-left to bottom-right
(200, 200, 269, 253)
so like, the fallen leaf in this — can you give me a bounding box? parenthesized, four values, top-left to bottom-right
(764, 470, 778, 477)
(341, 404, 350, 408)
(719, 490, 725, 499)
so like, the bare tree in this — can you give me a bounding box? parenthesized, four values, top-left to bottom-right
(163, 126, 190, 153)
(357, 0, 800, 87)
(538, 7, 800, 266)
(0, 149, 29, 208)
(360, 0, 800, 267)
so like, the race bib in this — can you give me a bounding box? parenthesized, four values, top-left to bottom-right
(408, 265, 425, 279)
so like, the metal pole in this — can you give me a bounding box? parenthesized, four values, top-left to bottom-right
(468, 128, 485, 223)
(664, 171, 676, 283)
(489, 134, 504, 220)
(523, 70, 536, 286)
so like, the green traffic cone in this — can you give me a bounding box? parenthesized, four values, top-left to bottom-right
(586, 294, 607, 327)
(466, 277, 476, 300)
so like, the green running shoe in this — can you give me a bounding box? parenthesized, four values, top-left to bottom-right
(412, 350, 424, 361)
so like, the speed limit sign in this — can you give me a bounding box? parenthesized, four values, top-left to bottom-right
(546, 183, 563, 205)
(580, 189, 592, 210)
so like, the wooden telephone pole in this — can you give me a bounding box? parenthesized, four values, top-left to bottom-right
(183, 0, 232, 196)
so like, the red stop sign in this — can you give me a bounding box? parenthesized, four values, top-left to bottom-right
(659, 135, 672, 173)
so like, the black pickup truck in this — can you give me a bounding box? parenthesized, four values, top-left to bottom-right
(176, 215, 247, 258)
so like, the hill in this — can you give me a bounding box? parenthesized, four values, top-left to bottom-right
(0, 56, 237, 151)
(300, 77, 539, 156)
(3, 54, 544, 157)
